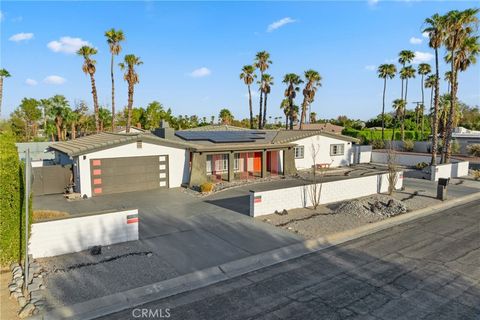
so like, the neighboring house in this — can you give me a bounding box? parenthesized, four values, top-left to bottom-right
(452, 127, 480, 155)
(49, 123, 359, 198)
(16, 142, 56, 167)
(292, 123, 344, 134)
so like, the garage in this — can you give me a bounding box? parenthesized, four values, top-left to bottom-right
(90, 155, 169, 196)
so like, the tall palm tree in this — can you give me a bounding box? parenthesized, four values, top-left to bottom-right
(47, 95, 70, 141)
(77, 46, 100, 133)
(444, 70, 453, 92)
(423, 13, 445, 165)
(299, 70, 322, 130)
(424, 74, 436, 111)
(392, 99, 406, 141)
(399, 66, 415, 140)
(398, 50, 415, 99)
(283, 73, 303, 130)
(119, 54, 143, 133)
(417, 63, 431, 140)
(0, 69, 11, 117)
(254, 51, 272, 129)
(240, 65, 257, 129)
(442, 8, 479, 163)
(261, 74, 274, 129)
(280, 98, 290, 129)
(105, 28, 125, 131)
(377, 64, 397, 140)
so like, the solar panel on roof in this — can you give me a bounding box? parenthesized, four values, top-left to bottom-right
(175, 131, 266, 143)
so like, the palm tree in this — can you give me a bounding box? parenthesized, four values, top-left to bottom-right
(219, 108, 233, 125)
(254, 51, 272, 129)
(423, 13, 445, 165)
(398, 50, 415, 99)
(399, 66, 415, 140)
(283, 73, 303, 130)
(444, 70, 453, 92)
(64, 108, 79, 140)
(417, 63, 431, 140)
(119, 54, 143, 133)
(0, 69, 11, 117)
(392, 99, 406, 141)
(77, 46, 100, 133)
(98, 107, 112, 132)
(310, 112, 317, 123)
(299, 70, 322, 130)
(261, 74, 274, 129)
(424, 74, 437, 111)
(105, 28, 125, 131)
(240, 65, 257, 129)
(377, 64, 397, 140)
(47, 95, 70, 141)
(280, 98, 290, 129)
(442, 8, 479, 163)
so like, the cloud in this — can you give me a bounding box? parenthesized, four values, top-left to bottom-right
(0, 11, 4, 22)
(189, 67, 211, 78)
(43, 75, 66, 85)
(422, 31, 430, 38)
(365, 65, 376, 71)
(412, 51, 434, 64)
(9, 32, 34, 42)
(25, 79, 38, 86)
(47, 36, 92, 54)
(267, 17, 296, 32)
(368, 0, 379, 6)
(409, 37, 422, 45)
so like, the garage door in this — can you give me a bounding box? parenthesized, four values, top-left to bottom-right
(90, 155, 169, 196)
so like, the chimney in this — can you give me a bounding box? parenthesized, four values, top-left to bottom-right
(155, 120, 175, 139)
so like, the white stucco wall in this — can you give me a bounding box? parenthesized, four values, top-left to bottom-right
(431, 161, 469, 181)
(77, 142, 189, 197)
(250, 172, 404, 217)
(371, 151, 441, 166)
(29, 209, 139, 258)
(292, 135, 353, 169)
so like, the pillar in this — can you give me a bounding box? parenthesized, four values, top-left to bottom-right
(228, 152, 235, 182)
(283, 148, 297, 176)
(261, 150, 267, 178)
(189, 152, 208, 187)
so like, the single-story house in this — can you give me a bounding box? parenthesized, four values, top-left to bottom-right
(49, 123, 359, 197)
(292, 122, 344, 134)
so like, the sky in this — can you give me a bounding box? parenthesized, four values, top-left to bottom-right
(1, 0, 479, 122)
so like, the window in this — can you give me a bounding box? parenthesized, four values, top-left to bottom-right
(206, 154, 229, 175)
(330, 144, 345, 156)
(294, 146, 304, 159)
(234, 153, 240, 171)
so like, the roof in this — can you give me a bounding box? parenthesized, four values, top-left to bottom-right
(270, 130, 358, 144)
(49, 132, 195, 157)
(16, 142, 55, 161)
(292, 123, 344, 133)
(183, 125, 251, 131)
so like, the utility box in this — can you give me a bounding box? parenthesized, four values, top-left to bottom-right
(437, 178, 450, 200)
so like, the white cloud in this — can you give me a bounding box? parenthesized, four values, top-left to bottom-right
(9, 32, 34, 42)
(412, 51, 434, 64)
(25, 79, 38, 86)
(47, 36, 92, 54)
(409, 37, 422, 45)
(422, 31, 430, 38)
(368, 0, 379, 6)
(0, 11, 4, 22)
(189, 67, 211, 78)
(365, 65, 376, 71)
(267, 17, 296, 32)
(43, 75, 66, 85)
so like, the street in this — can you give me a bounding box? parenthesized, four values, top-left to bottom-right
(100, 199, 480, 320)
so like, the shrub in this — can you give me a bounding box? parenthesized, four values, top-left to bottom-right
(33, 210, 69, 222)
(371, 139, 385, 149)
(200, 182, 215, 193)
(473, 170, 480, 180)
(0, 131, 31, 266)
(467, 144, 480, 157)
(403, 139, 414, 152)
(415, 162, 428, 170)
(451, 140, 460, 154)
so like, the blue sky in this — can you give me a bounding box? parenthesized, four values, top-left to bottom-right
(1, 1, 479, 121)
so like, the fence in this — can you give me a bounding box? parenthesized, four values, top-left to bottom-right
(32, 164, 72, 195)
(29, 209, 139, 258)
(249, 172, 404, 217)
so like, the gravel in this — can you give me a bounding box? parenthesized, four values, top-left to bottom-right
(335, 195, 407, 218)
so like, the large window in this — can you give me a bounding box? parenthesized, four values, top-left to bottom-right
(294, 146, 304, 159)
(330, 144, 345, 156)
(206, 154, 228, 175)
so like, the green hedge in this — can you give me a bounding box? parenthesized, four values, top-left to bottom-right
(342, 128, 430, 144)
(0, 131, 31, 266)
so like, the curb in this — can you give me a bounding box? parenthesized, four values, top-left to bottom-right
(33, 191, 480, 320)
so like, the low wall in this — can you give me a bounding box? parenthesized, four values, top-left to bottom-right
(431, 161, 470, 181)
(371, 151, 439, 166)
(29, 209, 139, 258)
(353, 145, 372, 164)
(249, 172, 404, 217)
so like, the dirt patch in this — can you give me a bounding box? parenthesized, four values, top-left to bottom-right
(33, 210, 69, 222)
(0, 270, 20, 320)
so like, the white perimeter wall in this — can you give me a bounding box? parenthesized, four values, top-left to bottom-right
(29, 209, 139, 258)
(371, 151, 440, 166)
(431, 161, 470, 181)
(293, 135, 354, 169)
(250, 172, 404, 217)
(77, 142, 189, 197)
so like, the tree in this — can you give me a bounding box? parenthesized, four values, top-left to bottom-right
(417, 63, 431, 140)
(240, 65, 257, 129)
(442, 9, 479, 163)
(16, 98, 42, 140)
(64, 108, 79, 140)
(144, 101, 165, 130)
(47, 95, 70, 141)
(119, 54, 143, 133)
(98, 107, 112, 132)
(219, 108, 234, 125)
(310, 112, 317, 123)
(105, 28, 126, 131)
(299, 70, 322, 130)
(423, 13, 445, 165)
(280, 98, 290, 129)
(0, 69, 11, 117)
(424, 74, 437, 112)
(399, 66, 416, 140)
(261, 74, 274, 129)
(77, 46, 100, 133)
(377, 64, 397, 140)
(398, 50, 415, 99)
(283, 73, 303, 130)
(254, 51, 271, 129)
(444, 70, 453, 92)
(392, 99, 406, 141)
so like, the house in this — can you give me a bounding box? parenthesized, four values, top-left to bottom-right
(292, 123, 344, 134)
(49, 123, 359, 198)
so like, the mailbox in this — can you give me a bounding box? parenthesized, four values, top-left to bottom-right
(438, 178, 450, 186)
(437, 178, 450, 200)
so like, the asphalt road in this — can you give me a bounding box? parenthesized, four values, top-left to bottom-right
(100, 199, 480, 320)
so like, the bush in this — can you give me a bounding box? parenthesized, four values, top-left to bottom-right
(473, 170, 480, 180)
(200, 182, 215, 193)
(451, 140, 460, 154)
(371, 139, 385, 149)
(403, 139, 414, 152)
(467, 144, 480, 157)
(0, 131, 31, 266)
(33, 210, 69, 222)
(415, 162, 429, 170)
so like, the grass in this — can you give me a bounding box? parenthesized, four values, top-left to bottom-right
(33, 210, 70, 222)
